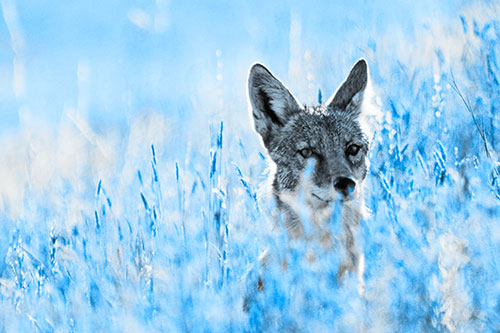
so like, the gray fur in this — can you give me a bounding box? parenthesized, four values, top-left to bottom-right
(248, 59, 370, 282)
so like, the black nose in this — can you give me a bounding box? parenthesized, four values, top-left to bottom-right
(334, 177, 356, 196)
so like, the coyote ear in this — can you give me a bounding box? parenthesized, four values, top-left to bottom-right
(248, 63, 301, 147)
(327, 59, 368, 113)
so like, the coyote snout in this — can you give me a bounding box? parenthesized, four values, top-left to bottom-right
(334, 177, 356, 198)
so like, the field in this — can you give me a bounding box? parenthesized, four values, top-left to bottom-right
(0, 1, 499, 332)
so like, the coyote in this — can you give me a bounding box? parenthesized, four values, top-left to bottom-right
(248, 59, 371, 282)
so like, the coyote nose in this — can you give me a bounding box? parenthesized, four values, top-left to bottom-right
(334, 177, 355, 196)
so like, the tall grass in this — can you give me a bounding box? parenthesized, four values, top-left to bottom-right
(1, 10, 500, 333)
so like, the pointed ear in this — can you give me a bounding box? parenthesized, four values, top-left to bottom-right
(326, 59, 368, 113)
(248, 63, 301, 147)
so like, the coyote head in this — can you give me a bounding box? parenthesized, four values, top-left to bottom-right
(248, 60, 370, 234)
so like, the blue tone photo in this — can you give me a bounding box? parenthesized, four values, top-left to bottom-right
(0, 0, 499, 331)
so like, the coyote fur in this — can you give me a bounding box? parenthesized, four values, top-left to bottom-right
(248, 59, 371, 283)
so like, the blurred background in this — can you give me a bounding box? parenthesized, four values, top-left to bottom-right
(1, 0, 499, 331)
(0, 0, 469, 132)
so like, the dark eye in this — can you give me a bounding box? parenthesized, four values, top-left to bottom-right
(299, 148, 313, 158)
(346, 144, 361, 156)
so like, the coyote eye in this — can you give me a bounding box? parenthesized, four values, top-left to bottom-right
(299, 148, 313, 158)
(346, 144, 361, 156)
